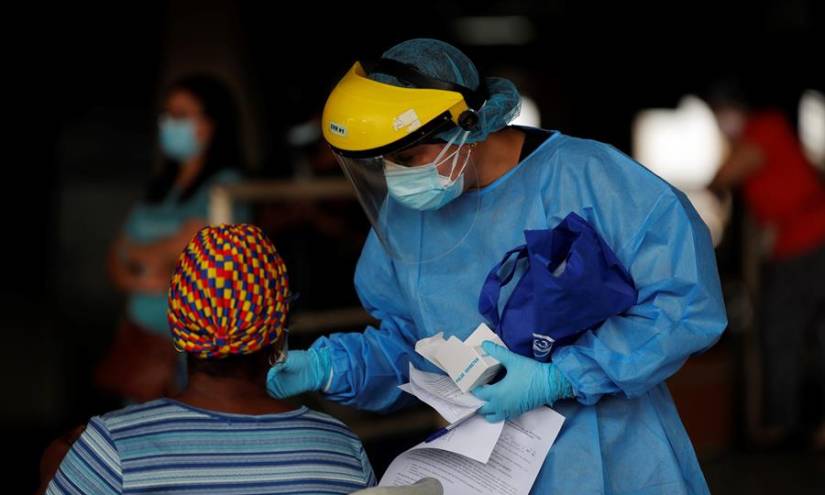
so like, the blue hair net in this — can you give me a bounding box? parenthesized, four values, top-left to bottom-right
(369, 38, 521, 143)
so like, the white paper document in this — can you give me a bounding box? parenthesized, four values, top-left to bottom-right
(400, 364, 485, 423)
(419, 413, 505, 464)
(379, 406, 565, 495)
(399, 364, 505, 463)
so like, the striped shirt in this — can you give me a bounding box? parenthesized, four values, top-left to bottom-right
(47, 399, 376, 494)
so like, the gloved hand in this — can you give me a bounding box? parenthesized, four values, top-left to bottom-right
(472, 341, 574, 422)
(266, 347, 331, 399)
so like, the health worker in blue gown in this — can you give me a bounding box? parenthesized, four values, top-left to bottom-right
(267, 38, 727, 495)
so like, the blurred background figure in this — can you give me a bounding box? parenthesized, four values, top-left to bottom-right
(97, 75, 249, 403)
(707, 81, 825, 451)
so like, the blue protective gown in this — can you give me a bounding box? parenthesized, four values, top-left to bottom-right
(312, 131, 727, 494)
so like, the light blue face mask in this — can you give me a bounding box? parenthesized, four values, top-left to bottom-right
(159, 116, 202, 163)
(384, 131, 471, 211)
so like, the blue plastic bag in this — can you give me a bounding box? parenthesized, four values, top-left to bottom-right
(478, 212, 637, 361)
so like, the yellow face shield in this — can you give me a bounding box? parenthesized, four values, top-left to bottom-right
(321, 59, 487, 263)
(322, 60, 485, 158)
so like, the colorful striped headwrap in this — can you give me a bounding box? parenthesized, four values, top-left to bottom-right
(168, 224, 289, 359)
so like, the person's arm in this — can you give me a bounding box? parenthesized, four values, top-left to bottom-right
(35, 425, 86, 495)
(107, 233, 177, 294)
(109, 218, 206, 293)
(133, 218, 205, 266)
(357, 443, 377, 487)
(709, 141, 764, 192)
(310, 231, 439, 413)
(106, 233, 132, 292)
(552, 190, 728, 406)
(45, 417, 122, 495)
(106, 233, 151, 293)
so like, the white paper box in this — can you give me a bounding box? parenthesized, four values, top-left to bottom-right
(415, 323, 505, 393)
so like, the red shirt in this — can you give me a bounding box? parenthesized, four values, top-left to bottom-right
(741, 110, 825, 259)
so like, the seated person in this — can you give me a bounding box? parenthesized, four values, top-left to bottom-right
(46, 224, 376, 494)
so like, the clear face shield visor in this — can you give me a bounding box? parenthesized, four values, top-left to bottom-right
(333, 127, 482, 264)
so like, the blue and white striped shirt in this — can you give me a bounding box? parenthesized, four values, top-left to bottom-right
(47, 399, 376, 494)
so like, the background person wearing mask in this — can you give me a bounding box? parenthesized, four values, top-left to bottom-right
(98, 74, 249, 402)
(709, 84, 825, 451)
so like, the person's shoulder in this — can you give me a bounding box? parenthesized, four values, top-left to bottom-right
(96, 398, 195, 434)
(300, 408, 363, 441)
(554, 133, 642, 169)
(210, 167, 246, 185)
(188, 168, 246, 201)
(534, 133, 692, 248)
(547, 132, 674, 196)
(539, 132, 620, 172)
(301, 408, 357, 429)
(295, 409, 374, 484)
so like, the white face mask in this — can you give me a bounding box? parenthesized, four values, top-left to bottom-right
(159, 116, 202, 163)
(383, 130, 471, 211)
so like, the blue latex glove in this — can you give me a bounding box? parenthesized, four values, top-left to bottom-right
(472, 341, 574, 422)
(266, 348, 331, 399)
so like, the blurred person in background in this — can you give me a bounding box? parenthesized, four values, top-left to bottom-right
(709, 82, 825, 451)
(45, 225, 375, 494)
(97, 74, 249, 402)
